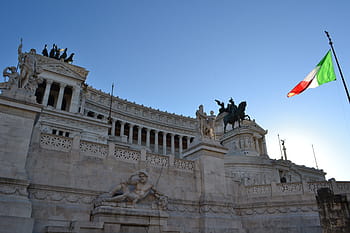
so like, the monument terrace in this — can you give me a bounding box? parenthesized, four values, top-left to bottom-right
(0, 43, 349, 233)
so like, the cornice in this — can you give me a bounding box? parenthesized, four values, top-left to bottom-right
(36, 54, 89, 80)
(86, 86, 196, 122)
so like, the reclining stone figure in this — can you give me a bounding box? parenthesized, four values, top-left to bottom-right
(95, 170, 167, 209)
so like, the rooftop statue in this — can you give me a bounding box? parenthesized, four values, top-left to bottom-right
(94, 170, 168, 210)
(45, 43, 74, 63)
(42, 44, 48, 57)
(59, 48, 67, 60)
(49, 44, 55, 58)
(54, 45, 60, 59)
(64, 52, 74, 63)
(215, 98, 250, 133)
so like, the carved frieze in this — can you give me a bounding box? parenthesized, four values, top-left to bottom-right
(28, 184, 99, 205)
(85, 86, 197, 134)
(237, 205, 318, 216)
(0, 179, 29, 197)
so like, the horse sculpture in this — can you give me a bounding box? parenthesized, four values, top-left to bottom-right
(223, 101, 250, 133)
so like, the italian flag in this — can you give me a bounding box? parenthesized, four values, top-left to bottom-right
(287, 50, 336, 98)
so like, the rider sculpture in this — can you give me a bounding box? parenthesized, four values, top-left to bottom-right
(215, 98, 250, 133)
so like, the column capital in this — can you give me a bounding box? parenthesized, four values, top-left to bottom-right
(59, 82, 67, 88)
(46, 79, 53, 84)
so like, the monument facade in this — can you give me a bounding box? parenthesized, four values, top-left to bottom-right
(0, 43, 349, 233)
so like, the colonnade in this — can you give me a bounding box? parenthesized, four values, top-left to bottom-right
(37, 79, 80, 112)
(110, 119, 194, 158)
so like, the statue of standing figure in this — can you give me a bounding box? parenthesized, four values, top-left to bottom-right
(18, 48, 38, 88)
(2, 39, 43, 94)
(196, 105, 216, 139)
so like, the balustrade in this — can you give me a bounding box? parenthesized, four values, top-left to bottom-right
(39, 133, 194, 172)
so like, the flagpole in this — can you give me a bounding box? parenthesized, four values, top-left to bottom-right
(324, 31, 350, 103)
(108, 83, 114, 122)
(311, 144, 319, 170)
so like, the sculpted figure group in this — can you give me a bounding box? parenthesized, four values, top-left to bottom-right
(1, 39, 42, 94)
(42, 43, 74, 63)
(215, 98, 250, 133)
(95, 170, 168, 210)
(196, 105, 216, 139)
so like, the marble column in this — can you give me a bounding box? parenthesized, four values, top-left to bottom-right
(171, 133, 175, 155)
(69, 86, 80, 113)
(146, 128, 151, 148)
(187, 137, 191, 149)
(111, 119, 116, 136)
(179, 135, 183, 157)
(120, 121, 125, 137)
(262, 136, 268, 155)
(162, 132, 167, 155)
(154, 130, 159, 153)
(79, 89, 86, 114)
(56, 83, 67, 110)
(137, 126, 142, 145)
(128, 124, 134, 144)
(42, 79, 53, 106)
(255, 137, 260, 154)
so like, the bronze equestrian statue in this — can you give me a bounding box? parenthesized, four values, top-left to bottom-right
(215, 98, 250, 133)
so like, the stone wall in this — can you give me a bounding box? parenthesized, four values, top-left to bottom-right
(316, 188, 350, 233)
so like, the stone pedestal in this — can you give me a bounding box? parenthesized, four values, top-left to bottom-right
(184, 138, 244, 233)
(184, 138, 228, 200)
(90, 206, 177, 233)
(0, 95, 42, 233)
(220, 120, 268, 157)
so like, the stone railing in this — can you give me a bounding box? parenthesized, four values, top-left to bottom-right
(307, 181, 331, 193)
(243, 181, 350, 198)
(39, 133, 195, 172)
(146, 153, 169, 167)
(174, 158, 195, 171)
(245, 184, 272, 196)
(276, 182, 303, 194)
(80, 140, 108, 158)
(114, 148, 140, 162)
(40, 133, 73, 152)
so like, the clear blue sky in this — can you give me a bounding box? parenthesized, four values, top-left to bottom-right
(1, 0, 349, 180)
